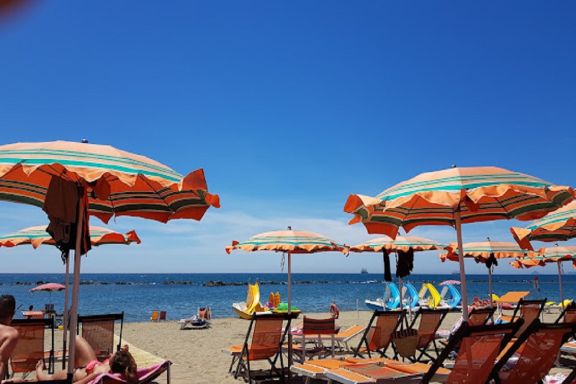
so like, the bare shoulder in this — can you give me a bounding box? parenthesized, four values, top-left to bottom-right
(0, 324, 18, 339)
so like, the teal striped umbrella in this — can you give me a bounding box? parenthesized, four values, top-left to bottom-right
(511, 201, 576, 250)
(345, 166, 574, 321)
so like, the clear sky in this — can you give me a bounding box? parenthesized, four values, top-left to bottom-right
(0, 1, 574, 274)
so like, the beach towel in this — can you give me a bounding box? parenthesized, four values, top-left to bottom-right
(87, 361, 171, 384)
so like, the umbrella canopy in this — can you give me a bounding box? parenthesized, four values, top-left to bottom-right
(30, 283, 66, 292)
(226, 229, 348, 310)
(349, 235, 445, 253)
(440, 240, 529, 304)
(512, 246, 576, 306)
(0, 140, 219, 375)
(0, 140, 220, 223)
(344, 166, 574, 321)
(0, 225, 141, 248)
(439, 280, 461, 286)
(511, 201, 576, 250)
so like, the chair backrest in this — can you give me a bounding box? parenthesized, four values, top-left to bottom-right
(493, 321, 576, 384)
(511, 298, 546, 338)
(422, 320, 522, 384)
(10, 318, 54, 374)
(78, 313, 124, 361)
(245, 314, 289, 361)
(159, 311, 167, 321)
(302, 316, 336, 335)
(468, 307, 495, 326)
(150, 311, 159, 321)
(556, 302, 576, 324)
(364, 310, 404, 352)
(410, 308, 449, 348)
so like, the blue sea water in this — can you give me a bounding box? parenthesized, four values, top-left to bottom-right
(0, 273, 573, 322)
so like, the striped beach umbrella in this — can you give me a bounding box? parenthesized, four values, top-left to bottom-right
(512, 246, 576, 306)
(0, 225, 140, 248)
(440, 240, 529, 304)
(0, 140, 219, 375)
(226, 228, 347, 366)
(344, 166, 574, 321)
(0, 224, 140, 369)
(350, 235, 445, 311)
(511, 201, 576, 250)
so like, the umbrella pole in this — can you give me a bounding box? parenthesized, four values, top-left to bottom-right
(287, 252, 293, 367)
(67, 195, 85, 377)
(454, 210, 469, 322)
(558, 262, 565, 307)
(62, 253, 70, 369)
(488, 266, 493, 307)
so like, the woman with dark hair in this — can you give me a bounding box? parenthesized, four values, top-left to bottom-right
(35, 336, 137, 384)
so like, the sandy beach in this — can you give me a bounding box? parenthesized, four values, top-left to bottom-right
(114, 309, 571, 383)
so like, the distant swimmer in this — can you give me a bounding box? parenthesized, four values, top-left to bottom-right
(330, 301, 340, 319)
(533, 275, 540, 292)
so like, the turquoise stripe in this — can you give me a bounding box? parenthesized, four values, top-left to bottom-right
(0, 157, 181, 183)
(0, 148, 181, 178)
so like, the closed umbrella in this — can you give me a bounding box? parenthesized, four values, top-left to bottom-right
(511, 201, 576, 250)
(0, 140, 220, 376)
(345, 166, 573, 321)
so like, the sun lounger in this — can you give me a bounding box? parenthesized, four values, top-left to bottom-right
(353, 310, 405, 359)
(78, 313, 124, 362)
(495, 291, 530, 310)
(422, 321, 522, 384)
(490, 320, 576, 384)
(320, 325, 365, 353)
(87, 360, 172, 384)
(324, 362, 423, 384)
(10, 318, 55, 376)
(498, 298, 546, 338)
(404, 307, 449, 362)
(232, 313, 291, 383)
(290, 316, 338, 363)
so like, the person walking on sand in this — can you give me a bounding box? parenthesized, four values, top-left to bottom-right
(0, 295, 19, 380)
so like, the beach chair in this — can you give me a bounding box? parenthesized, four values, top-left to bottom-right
(159, 311, 167, 321)
(495, 291, 530, 310)
(353, 310, 405, 359)
(9, 318, 55, 377)
(436, 307, 496, 341)
(490, 320, 576, 384)
(405, 307, 449, 362)
(421, 321, 523, 384)
(556, 301, 576, 324)
(78, 313, 124, 362)
(233, 313, 291, 384)
(501, 298, 546, 338)
(87, 360, 172, 384)
(320, 325, 364, 353)
(291, 316, 337, 363)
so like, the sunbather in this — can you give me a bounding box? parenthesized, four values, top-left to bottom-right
(0, 295, 19, 380)
(35, 336, 137, 384)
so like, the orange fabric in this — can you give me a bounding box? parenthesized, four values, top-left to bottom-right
(416, 312, 444, 348)
(10, 321, 47, 373)
(246, 317, 284, 361)
(495, 291, 530, 303)
(447, 333, 504, 384)
(367, 313, 401, 351)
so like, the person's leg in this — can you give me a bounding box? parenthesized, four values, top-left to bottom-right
(74, 335, 97, 367)
(36, 360, 88, 382)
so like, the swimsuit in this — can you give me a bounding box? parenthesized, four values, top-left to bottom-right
(85, 359, 109, 375)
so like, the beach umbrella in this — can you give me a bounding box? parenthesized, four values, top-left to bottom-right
(344, 166, 574, 321)
(349, 235, 445, 311)
(0, 224, 141, 368)
(512, 245, 576, 306)
(226, 228, 347, 365)
(30, 282, 66, 305)
(511, 201, 576, 250)
(438, 280, 461, 286)
(0, 140, 220, 376)
(440, 240, 529, 305)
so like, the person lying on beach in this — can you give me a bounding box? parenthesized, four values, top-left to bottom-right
(35, 336, 137, 384)
(0, 295, 19, 380)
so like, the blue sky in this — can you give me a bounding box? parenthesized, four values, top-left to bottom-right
(0, 1, 574, 274)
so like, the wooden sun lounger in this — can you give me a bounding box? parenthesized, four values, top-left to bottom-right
(320, 325, 365, 352)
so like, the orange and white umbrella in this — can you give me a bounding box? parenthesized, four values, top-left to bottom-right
(0, 140, 219, 374)
(344, 166, 573, 320)
(511, 201, 576, 250)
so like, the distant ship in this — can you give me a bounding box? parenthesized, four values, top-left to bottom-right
(361, 268, 368, 274)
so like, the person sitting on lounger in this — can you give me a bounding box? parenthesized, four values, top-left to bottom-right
(0, 295, 19, 380)
(35, 336, 137, 384)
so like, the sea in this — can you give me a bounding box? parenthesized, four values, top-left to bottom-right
(0, 273, 573, 322)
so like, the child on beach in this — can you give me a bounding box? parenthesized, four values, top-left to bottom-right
(34, 336, 137, 384)
(0, 295, 19, 380)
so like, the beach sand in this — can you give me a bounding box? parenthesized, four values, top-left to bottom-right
(117, 309, 572, 383)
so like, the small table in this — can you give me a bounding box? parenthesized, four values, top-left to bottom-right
(22, 310, 45, 319)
